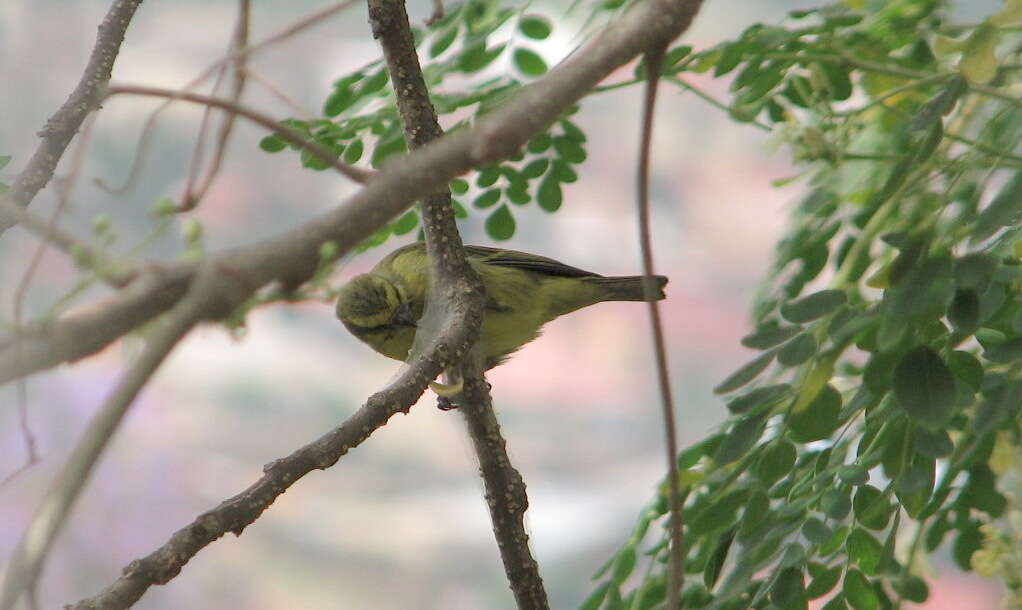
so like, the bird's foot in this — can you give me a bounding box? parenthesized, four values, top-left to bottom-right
(430, 373, 464, 410)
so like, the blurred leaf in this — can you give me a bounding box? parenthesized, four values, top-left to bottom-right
(714, 349, 776, 394)
(892, 347, 956, 429)
(485, 205, 516, 240)
(513, 48, 548, 76)
(781, 289, 847, 323)
(788, 383, 842, 442)
(519, 15, 552, 39)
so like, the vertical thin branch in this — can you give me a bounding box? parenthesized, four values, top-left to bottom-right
(636, 48, 684, 608)
(179, 0, 251, 211)
(5, 114, 97, 485)
(366, 1, 548, 608)
(95, 0, 359, 196)
(0, 0, 144, 236)
(0, 288, 206, 610)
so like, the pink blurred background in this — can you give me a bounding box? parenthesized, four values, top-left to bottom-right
(0, 0, 1003, 608)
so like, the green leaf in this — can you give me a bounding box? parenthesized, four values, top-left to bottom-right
(259, 135, 286, 153)
(477, 166, 500, 187)
(780, 289, 847, 323)
(474, 188, 501, 209)
(452, 199, 468, 219)
(527, 133, 552, 153)
(560, 119, 587, 143)
(485, 205, 516, 240)
(521, 158, 550, 179)
(913, 427, 954, 458)
(895, 576, 929, 603)
(802, 518, 833, 545)
(770, 567, 807, 610)
(953, 520, 982, 571)
(853, 485, 892, 530)
(755, 439, 797, 484)
(450, 178, 469, 194)
(342, 139, 364, 164)
(847, 529, 883, 574)
(726, 383, 790, 414)
(713, 349, 776, 394)
(459, 41, 506, 73)
(552, 160, 578, 182)
(788, 383, 842, 442)
(741, 324, 802, 349)
(513, 48, 547, 76)
(324, 88, 355, 117)
(983, 337, 1022, 362)
(579, 582, 610, 610)
(429, 25, 459, 58)
(519, 15, 552, 40)
(843, 569, 878, 610)
(689, 489, 748, 535)
(948, 289, 980, 333)
(971, 171, 1022, 244)
(537, 175, 562, 212)
(837, 465, 869, 486)
(819, 523, 851, 554)
(704, 529, 736, 589)
(390, 210, 418, 235)
(948, 350, 984, 391)
(777, 333, 817, 366)
(716, 413, 766, 464)
(611, 546, 636, 584)
(553, 136, 587, 164)
(806, 564, 841, 599)
(954, 253, 997, 292)
(506, 185, 531, 205)
(892, 346, 956, 429)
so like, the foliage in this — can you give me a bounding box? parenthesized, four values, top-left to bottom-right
(256, 0, 1022, 607)
(259, 0, 590, 247)
(581, 1, 1022, 608)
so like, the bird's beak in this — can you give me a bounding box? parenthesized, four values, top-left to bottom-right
(393, 302, 418, 328)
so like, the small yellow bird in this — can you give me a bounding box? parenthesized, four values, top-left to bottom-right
(335, 243, 667, 372)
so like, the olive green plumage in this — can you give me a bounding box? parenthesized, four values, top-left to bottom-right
(335, 243, 668, 369)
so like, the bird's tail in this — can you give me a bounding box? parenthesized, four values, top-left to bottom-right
(588, 275, 668, 301)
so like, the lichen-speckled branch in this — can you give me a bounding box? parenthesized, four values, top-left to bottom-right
(367, 0, 546, 607)
(0, 0, 144, 236)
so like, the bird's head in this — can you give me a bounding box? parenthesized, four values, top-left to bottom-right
(335, 273, 417, 331)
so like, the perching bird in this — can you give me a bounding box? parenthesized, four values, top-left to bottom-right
(335, 242, 668, 372)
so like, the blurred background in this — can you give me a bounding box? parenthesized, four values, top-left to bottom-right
(0, 0, 1005, 608)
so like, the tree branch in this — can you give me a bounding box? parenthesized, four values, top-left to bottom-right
(1, 278, 208, 610)
(367, 0, 547, 607)
(105, 85, 375, 185)
(1, 0, 705, 391)
(66, 280, 480, 609)
(0, 0, 144, 236)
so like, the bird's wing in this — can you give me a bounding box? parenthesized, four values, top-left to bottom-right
(464, 245, 601, 278)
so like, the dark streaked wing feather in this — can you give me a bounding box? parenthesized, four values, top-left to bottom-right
(463, 245, 601, 278)
(374, 242, 601, 279)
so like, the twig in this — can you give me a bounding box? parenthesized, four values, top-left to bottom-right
(179, 0, 251, 211)
(637, 48, 684, 609)
(242, 68, 317, 120)
(459, 361, 548, 608)
(1, 0, 707, 392)
(0, 279, 207, 610)
(4, 114, 98, 485)
(0, 0, 144, 236)
(96, 0, 360, 195)
(65, 337, 460, 610)
(368, 0, 546, 607)
(105, 85, 375, 185)
(426, 0, 444, 26)
(0, 195, 134, 288)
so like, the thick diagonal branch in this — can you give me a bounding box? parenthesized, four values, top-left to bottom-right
(0, 0, 144, 236)
(1, 0, 705, 391)
(367, 0, 547, 607)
